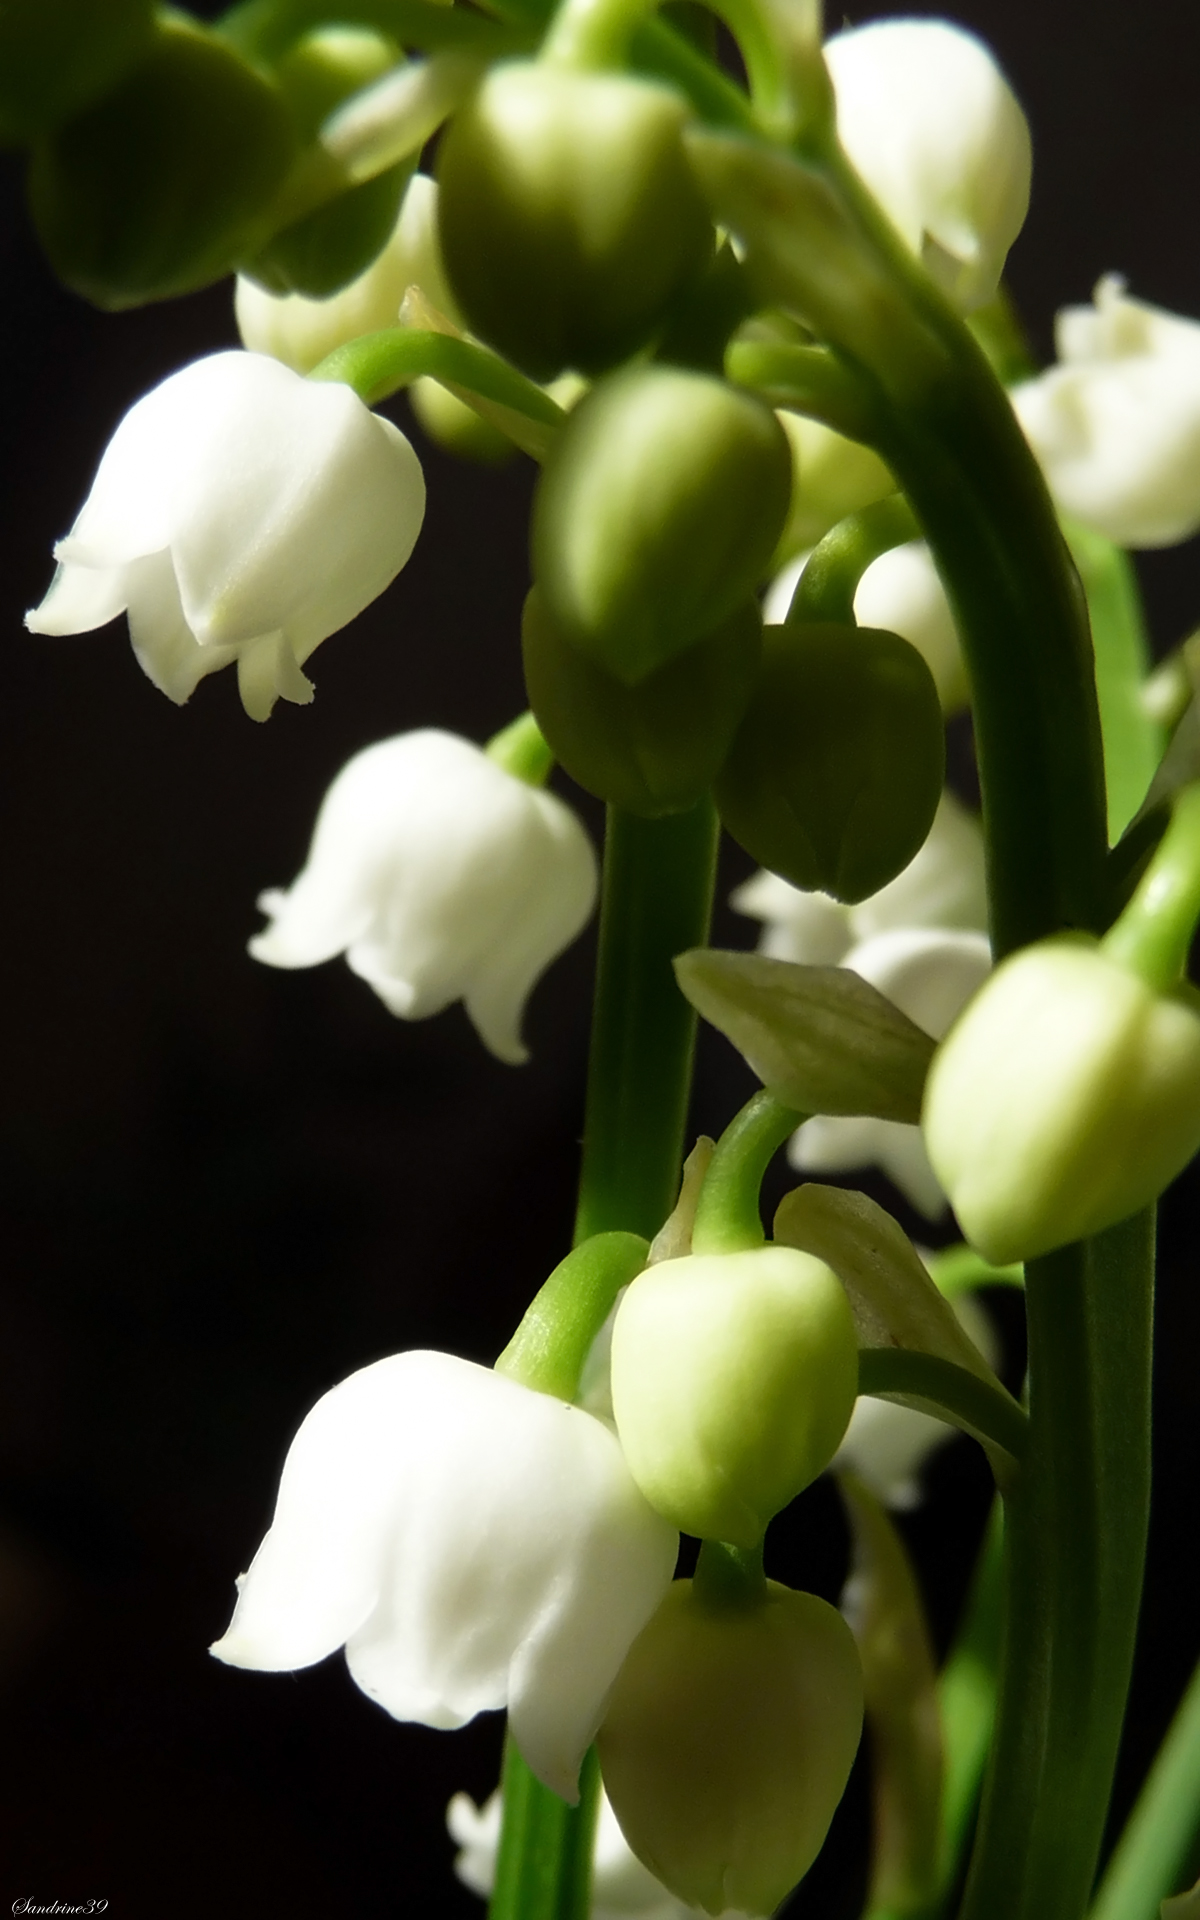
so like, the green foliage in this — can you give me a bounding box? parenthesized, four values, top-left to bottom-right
(715, 621, 945, 901)
(0, 0, 155, 145)
(27, 16, 297, 308)
(436, 63, 713, 380)
(674, 947, 936, 1123)
(522, 590, 762, 815)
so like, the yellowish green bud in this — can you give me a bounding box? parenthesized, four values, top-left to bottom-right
(28, 17, 296, 309)
(597, 1577, 864, 1916)
(923, 936, 1200, 1264)
(774, 411, 896, 561)
(609, 1246, 858, 1546)
(436, 63, 713, 380)
(532, 366, 791, 686)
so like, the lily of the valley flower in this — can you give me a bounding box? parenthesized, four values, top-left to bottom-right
(833, 1289, 999, 1507)
(764, 541, 967, 713)
(448, 1783, 754, 1920)
(249, 729, 598, 1064)
(733, 795, 991, 1216)
(1011, 275, 1200, 548)
(823, 18, 1031, 313)
(26, 351, 425, 721)
(211, 1350, 677, 1802)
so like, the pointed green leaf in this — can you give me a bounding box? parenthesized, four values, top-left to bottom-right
(674, 948, 934, 1122)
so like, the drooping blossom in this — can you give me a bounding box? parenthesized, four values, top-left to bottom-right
(1011, 275, 1200, 548)
(26, 350, 424, 720)
(249, 729, 598, 1063)
(823, 18, 1031, 313)
(732, 795, 991, 1216)
(211, 1349, 677, 1803)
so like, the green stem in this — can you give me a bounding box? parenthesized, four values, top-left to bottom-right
(855, 1352, 1028, 1472)
(787, 492, 919, 628)
(690, 1089, 802, 1254)
(958, 1211, 1155, 1920)
(724, 337, 878, 440)
(1089, 1651, 1200, 1920)
(310, 329, 566, 455)
(486, 712, 556, 787)
(491, 798, 719, 1919)
(693, 1537, 768, 1607)
(496, 1231, 649, 1398)
(575, 800, 720, 1242)
(1102, 783, 1200, 992)
(490, 1742, 601, 1920)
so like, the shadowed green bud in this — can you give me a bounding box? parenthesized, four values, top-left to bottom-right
(715, 622, 944, 901)
(597, 1577, 864, 1916)
(27, 17, 296, 309)
(610, 1246, 858, 1546)
(244, 29, 410, 299)
(0, 0, 154, 145)
(522, 588, 762, 815)
(923, 936, 1200, 1264)
(436, 64, 713, 381)
(532, 367, 791, 686)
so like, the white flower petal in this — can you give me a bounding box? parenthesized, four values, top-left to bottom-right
(25, 558, 131, 636)
(846, 927, 992, 1041)
(729, 870, 852, 966)
(848, 793, 988, 943)
(1012, 277, 1200, 548)
(252, 731, 597, 1062)
(825, 19, 1030, 313)
(212, 1352, 676, 1804)
(123, 550, 239, 705)
(853, 542, 967, 713)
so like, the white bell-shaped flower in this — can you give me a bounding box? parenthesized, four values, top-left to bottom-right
(235, 173, 457, 375)
(824, 18, 1031, 313)
(25, 351, 425, 721)
(211, 1350, 678, 1802)
(1011, 276, 1200, 548)
(833, 1291, 998, 1507)
(447, 1783, 752, 1920)
(733, 801, 991, 1216)
(763, 542, 967, 714)
(250, 729, 598, 1064)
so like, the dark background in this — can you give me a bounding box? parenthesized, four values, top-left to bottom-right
(2, 2, 1199, 1914)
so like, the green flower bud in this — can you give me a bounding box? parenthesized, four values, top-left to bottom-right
(597, 1577, 864, 1917)
(532, 366, 791, 686)
(245, 29, 409, 299)
(522, 588, 762, 815)
(436, 63, 713, 380)
(775, 411, 896, 562)
(27, 18, 296, 309)
(923, 936, 1200, 1264)
(0, 0, 153, 146)
(410, 379, 517, 465)
(609, 1246, 858, 1546)
(714, 621, 944, 902)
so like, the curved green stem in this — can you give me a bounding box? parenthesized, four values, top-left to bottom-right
(1102, 782, 1200, 992)
(689, 1089, 802, 1254)
(486, 712, 556, 787)
(1089, 1650, 1200, 1920)
(310, 329, 566, 456)
(496, 1231, 650, 1398)
(724, 337, 879, 440)
(855, 1351, 1028, 1473)
(694, 1537, 768, 1607)
(787, 492, 918, 628)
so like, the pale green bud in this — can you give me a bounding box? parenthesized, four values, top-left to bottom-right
(610, 1246, 858, 1546)
(774, 410, 895, 561)
(923, 936, 1200, 1264)
(597, 1578, 864, 1917)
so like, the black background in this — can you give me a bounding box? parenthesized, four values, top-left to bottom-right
(2, 3, 1199, 1914)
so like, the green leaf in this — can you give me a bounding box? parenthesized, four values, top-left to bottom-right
(673, 948, 934, 1122)
(1066, 519, 1163, 843)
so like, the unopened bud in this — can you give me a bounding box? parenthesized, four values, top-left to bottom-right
(923, 936, 1200, 1263)
(436, 63, 713, 380)
(610, 1245, 858, 1546)
(715, 621, 944, 901)
(532, 366, 791, 686)
(598, 1576, 863, 1917)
